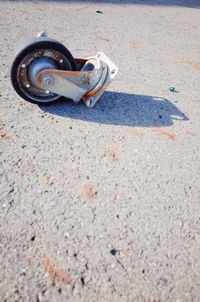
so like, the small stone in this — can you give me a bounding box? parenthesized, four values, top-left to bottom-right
(36, 292, 43, 302)
(31, 235, 36, 241)
(43, 175, 54, 185)
(110, 249, 117, 256)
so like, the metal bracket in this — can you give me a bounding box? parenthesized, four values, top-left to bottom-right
(35, 52, 118, 108)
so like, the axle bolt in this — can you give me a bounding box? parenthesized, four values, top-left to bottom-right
(43, 75, 54, 86)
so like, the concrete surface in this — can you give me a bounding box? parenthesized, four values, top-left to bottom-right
(0, 0, 200, 301)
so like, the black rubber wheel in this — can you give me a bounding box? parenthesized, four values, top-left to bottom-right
(10, 36, 77, 104)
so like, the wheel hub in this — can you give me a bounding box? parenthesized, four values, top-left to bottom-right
(16, 49, 73, 103)
(28, 57, 57, 89)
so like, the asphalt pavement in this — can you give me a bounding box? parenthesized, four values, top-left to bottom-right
(0, 0, 200, 301)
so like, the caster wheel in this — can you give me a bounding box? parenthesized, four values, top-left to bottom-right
(10, 36, 77, 104)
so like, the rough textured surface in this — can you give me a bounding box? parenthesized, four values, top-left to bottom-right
(0, 1, 200, 301)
